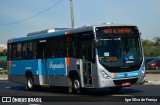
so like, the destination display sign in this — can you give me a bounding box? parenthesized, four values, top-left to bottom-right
(104, 28, 131, 34)
(96, 26, 139, 35)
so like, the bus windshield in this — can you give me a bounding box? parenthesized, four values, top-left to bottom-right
(97, 35, 143, 72)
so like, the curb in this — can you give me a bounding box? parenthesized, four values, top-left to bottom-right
(144, 81, 160, 85)
(0, 78, 8, 80)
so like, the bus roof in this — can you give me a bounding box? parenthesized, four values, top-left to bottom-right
(8, 24, 137, 43)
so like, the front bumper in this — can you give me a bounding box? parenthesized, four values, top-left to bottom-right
(94, 74, 145, 88)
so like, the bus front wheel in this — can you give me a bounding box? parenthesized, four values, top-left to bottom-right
(26, 75, 34, 91)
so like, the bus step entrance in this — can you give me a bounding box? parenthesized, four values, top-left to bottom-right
(83, 62, 92, 85)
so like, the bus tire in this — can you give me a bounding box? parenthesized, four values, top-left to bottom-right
(72, 78, 81, 94)
(69, 77, 81, 94)
(26, 75, 34, 91)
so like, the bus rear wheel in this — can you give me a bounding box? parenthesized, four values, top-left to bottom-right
(26, 75, 34, 91)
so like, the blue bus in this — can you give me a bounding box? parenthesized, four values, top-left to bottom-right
(7, 24, 145, 94)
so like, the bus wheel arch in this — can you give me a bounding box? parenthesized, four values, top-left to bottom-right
(68, 71, 81, 94)
(25, 71, 32, 77)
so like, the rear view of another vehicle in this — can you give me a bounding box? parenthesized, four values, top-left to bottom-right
(146, 58, 160, 70)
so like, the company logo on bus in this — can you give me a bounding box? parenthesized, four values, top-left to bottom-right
(49, 61, 65, 70)
(124, 73, 128, 77)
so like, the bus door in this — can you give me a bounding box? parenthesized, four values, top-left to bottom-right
(38, 39, 48, 85)
(80, 40, 93, 87)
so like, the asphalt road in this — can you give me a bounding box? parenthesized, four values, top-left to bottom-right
(0, 80, 160, 105)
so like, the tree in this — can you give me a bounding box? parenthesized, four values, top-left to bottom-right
(142, 37, 160, 57)
(0, 49, 7, 56)
(153, 37, 160, 46)
(142, 39, 154, 47)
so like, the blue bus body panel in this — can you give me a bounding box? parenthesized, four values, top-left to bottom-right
(113, 67, 143, 79)
(10, 60, 38, 75)
(38, 59, 46, 75)
(10, 58, 67, 76)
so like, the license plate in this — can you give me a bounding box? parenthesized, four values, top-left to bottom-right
(122, 82, 131, 86)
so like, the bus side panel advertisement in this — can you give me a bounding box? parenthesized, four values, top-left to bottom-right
(47, 58, 67, 76)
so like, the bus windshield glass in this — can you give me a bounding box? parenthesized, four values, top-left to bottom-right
(96, 26, 143, 72)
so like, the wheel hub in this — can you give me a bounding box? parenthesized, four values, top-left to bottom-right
(28, 78, 33, 88)
(74, 80, 80, 89)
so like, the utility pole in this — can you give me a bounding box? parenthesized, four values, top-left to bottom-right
(70, 0, 74, 28)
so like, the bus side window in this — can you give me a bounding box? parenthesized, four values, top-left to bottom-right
(60, 36, 66, 57)
(22, 41, 37, 59)
(78, 33, 93, 62)
(11, 44, 15, 60)
(12, 43, 22, 60)
(65, 35, 77, 58)
(12, 49, 17, 60)
(49, 37, 60, 58)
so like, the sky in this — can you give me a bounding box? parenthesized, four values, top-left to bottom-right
(0, 0, 160, 44)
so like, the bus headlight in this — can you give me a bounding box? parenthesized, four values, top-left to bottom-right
(100, 70, 111, 79)
(139, 66, 145, 84)
(141, 70, 145, 76)
(141, 66, 145, 76)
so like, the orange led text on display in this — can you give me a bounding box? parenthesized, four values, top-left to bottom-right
(104, 28, 131, 34)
